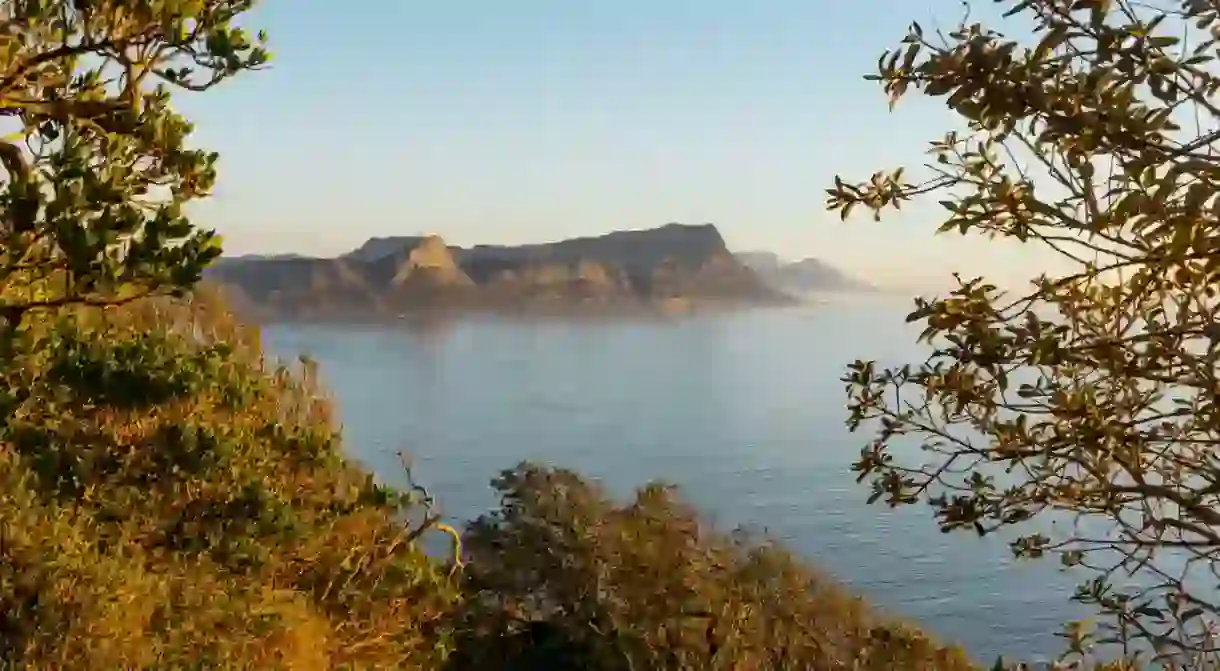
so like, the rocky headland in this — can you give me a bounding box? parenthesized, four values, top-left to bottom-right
(207, 223, 797, 320)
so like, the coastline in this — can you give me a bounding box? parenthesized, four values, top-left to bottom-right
(229, 294, 810, 328)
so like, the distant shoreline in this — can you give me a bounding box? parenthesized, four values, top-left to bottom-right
(236, 296, 813, 328)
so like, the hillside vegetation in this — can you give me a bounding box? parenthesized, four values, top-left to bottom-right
(0, 294, 459, 667)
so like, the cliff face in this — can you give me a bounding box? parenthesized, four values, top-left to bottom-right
(367, 236, 473, 289)
(207, 224, 789, 318)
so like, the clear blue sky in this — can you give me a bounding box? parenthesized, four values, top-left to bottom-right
(179, 0, 1057, 291)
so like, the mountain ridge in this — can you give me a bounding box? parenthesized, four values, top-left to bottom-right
(206, 223, 794, 319)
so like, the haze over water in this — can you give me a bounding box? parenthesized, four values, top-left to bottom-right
(262, 297, 1093, 664)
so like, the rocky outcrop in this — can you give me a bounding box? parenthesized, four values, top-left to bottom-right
(343, 236, 464, 264)
(370, 235, 474, 289)
(207, 224, 790, 319)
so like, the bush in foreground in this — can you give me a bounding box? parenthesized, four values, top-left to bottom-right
(0, 296, 458, 668)
(448, 462, 975, 670)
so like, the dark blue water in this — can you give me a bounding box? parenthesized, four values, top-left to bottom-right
(261, 297, 1091, 663)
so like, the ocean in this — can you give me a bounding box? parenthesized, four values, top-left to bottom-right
(261, 296, 1092, 664)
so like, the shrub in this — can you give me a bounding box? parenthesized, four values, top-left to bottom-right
(448, 462, 977, 671)
(0, 293, 459, 668)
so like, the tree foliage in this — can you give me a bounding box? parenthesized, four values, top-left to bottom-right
(828, 0, 1220, 667)
(448, 463, 976, 671)
(0, 0, 267, 333)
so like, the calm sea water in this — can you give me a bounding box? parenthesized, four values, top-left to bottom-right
(261, 297, 1092, 664)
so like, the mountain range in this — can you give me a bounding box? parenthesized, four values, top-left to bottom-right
(206, 224, 872, 320)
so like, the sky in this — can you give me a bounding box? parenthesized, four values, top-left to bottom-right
(177, 0, 1064, 292)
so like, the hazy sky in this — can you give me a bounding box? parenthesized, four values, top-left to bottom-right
(179, 0, 1063, 291)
